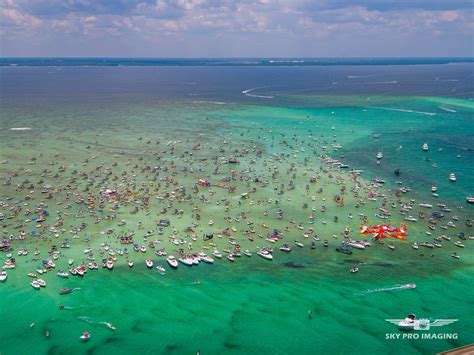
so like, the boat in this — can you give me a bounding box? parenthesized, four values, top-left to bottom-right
(227, 254, 235, 262)
(156, 264, 166, 273)
(257, 250, 273, 260)
(350, 267, 358, 273)
(449, 173, 456, 182)
(106, 261, 114, 270)
(467, 196, 474, 204)
(451, 253, 460, 259)
(431, 185, 437, 192)
(212, 250, 223, 259)
(178, 256, 194, 266)
(422, 143, 429, 151)
(0, 271, 7, 282)
(397, 314, 417, 331)
(412, 243, 419, 250)
(199, 253, 214, 264)
(279, 244, 292, 252)
(31, 281, 41, 290)
(128, 260, 134, 268)
(166, 256, 178, 269)
(243, 250, 252, 257)
(57, 270, 69, 278)
(80, 331, 91, 342)
(59, 287, 72, 295)
(294, 241, 304, 248)
(146, 259, 153, 268)
(388, 244, 395, 250)
(454, 241, 465, 248)
(376, 152, 383, 159)
(37, 279, 47, 287)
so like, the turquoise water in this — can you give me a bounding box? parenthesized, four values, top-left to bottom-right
(0, 64, 473, 354)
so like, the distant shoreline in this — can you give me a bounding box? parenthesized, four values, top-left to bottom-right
(1, 57, 473, 67)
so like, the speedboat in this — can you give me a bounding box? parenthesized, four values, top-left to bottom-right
(449, 173, 456, 182)
(212, 250, 223, 259)
(467, 196, 474, 204)
(37, 279, 47, 287)
(257, 250, 273, 260)
(400, 283, 416, 289)
(422, 143, 429, 151)
(294, 241, 304, 248)
(227, 254, 235, 262)
(199, 254, 214, 264)
(412, 242, 419, 250)
(128, 260, 134, 268)
(431, 185, 437, 192)
(350, 267, 358, 273)
(376, 152, 383, 159)
(31, 280, 41, 290)
(243, 250, 252, 257)
(451, 253, 460, 259)
(0, 271, 7, 282)
(397, 314, 417, 330)
(166, 256, 178, 268)
(80, 331, 91, 342)
(59, 287, 72, 295)
(388, 244, 395, 250)
(146, 259, 153, 268)
(179, 256, 194, 266)
(57, 270, 69, 278)
(454, 241, 465, 248)
(156, 264, 166, 273)
(279, 244, 292, 252)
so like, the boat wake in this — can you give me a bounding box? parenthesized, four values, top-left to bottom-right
(242, 87, 274, 99)
(369, 106, 436, 116)
(438, 106, 457, 113)
(192, 100, 227, 105)
(78, 317, 115, 330)
(356, 284, 416, 296)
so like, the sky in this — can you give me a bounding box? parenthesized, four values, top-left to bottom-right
(1, 0, 473, 57)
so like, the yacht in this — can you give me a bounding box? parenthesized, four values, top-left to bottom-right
(146, 259, 153, 268)
(257, 249, 273, 260)
(166, 256, 178, 268)
(212, 250, 223, 259)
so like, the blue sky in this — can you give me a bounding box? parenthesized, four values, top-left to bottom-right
(1, 0, 473, 57)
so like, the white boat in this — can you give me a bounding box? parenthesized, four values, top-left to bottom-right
(466, 196, 474, 204)
(449, 173, 456, 182)
(346, 241, 365, 250)
(294, 241, 304, 248)
(106, 261, 114, 270)
(454, 241, 465, 248)
(57, 271, 69, 278)
(279, 244, 292, 252)
(37, 279, 47, 287)
(167, 256, 178, 268)
(68, 259, 74, 266)
(31, 281, 41, 290)
(0, 271, 7, 282)
(80, 332, 91, 342)
(397, 314, 418, 331)
(376, 152, 383, 159)
(257, 250, 273, 260)
(412, 243, 419, 250)
(243, 250, 252, 257)
(404, 216, 418, 222)
(212, 250, 223, 259)
(199, 254, 214, 264)
(140, 245, 147, 253)
(156, 264, 166, 273)
(419, 203, 433, 208)
(146, 259, 153, 268)
(128, 260, 134, 268)
(422, 143, 429, 151)
(350, 267, 359, 273)
(431, 185, 437, 192)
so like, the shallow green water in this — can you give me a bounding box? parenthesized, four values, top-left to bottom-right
(1, 66, 473, 354)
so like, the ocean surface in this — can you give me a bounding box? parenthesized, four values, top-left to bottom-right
(0, 60, 473, 355)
